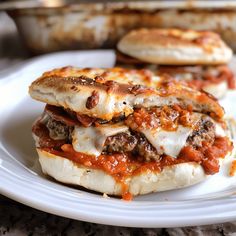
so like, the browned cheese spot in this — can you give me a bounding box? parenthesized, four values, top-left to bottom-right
(86, 90, 100, 109)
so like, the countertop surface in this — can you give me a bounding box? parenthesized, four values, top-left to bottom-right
(1, 195, 236, 236)
(1, 12, 236, 236)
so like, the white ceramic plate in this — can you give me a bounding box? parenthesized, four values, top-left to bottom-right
(1, 50, 236, 228)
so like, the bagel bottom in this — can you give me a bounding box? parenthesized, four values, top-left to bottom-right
(37, 149, 207, 196)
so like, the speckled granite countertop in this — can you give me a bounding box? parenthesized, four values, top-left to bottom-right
(1, 195, 236, 236)
(1, 12, 236, 236)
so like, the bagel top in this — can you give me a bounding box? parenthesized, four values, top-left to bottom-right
(29, 66, 224, 121)
(117, 28, 233, 65)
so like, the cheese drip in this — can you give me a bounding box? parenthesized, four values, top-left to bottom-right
(143, 126, 193, 158)
(135, 112, 197, 158)
(142, 115, 226, 158)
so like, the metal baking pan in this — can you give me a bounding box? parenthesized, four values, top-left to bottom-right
(5, 0, 236, 54)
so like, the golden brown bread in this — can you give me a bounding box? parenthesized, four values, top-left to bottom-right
(29, 66, 225, 120)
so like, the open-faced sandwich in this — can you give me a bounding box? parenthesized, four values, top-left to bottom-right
(29, 67, 233, 200)
(117, 28, 235, 99)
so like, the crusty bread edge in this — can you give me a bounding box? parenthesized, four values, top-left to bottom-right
(117, 46, 232, 65)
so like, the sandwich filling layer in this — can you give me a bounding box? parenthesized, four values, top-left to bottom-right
(32, 104, 233, 198)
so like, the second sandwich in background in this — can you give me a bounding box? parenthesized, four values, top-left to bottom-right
(117, 28, 236, 99)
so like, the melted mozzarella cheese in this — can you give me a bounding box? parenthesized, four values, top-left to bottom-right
(71, 112, 224, 159)
(143, 126, 193, 158)
(72, 123, 128, 156)
(96, 123, 129, 137)
(141, 114, 226, 158)
(141, 112, 203, 158)
(72, 126, 102, 156)
(215, 122, 226, 137)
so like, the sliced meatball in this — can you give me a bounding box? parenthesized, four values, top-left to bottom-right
(46, 117, 72, 140)
(133, 133, 162, 162)
(104, 132, 137, 153)
(187, 117, 215, 148)
(32, 121, 67, 150)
